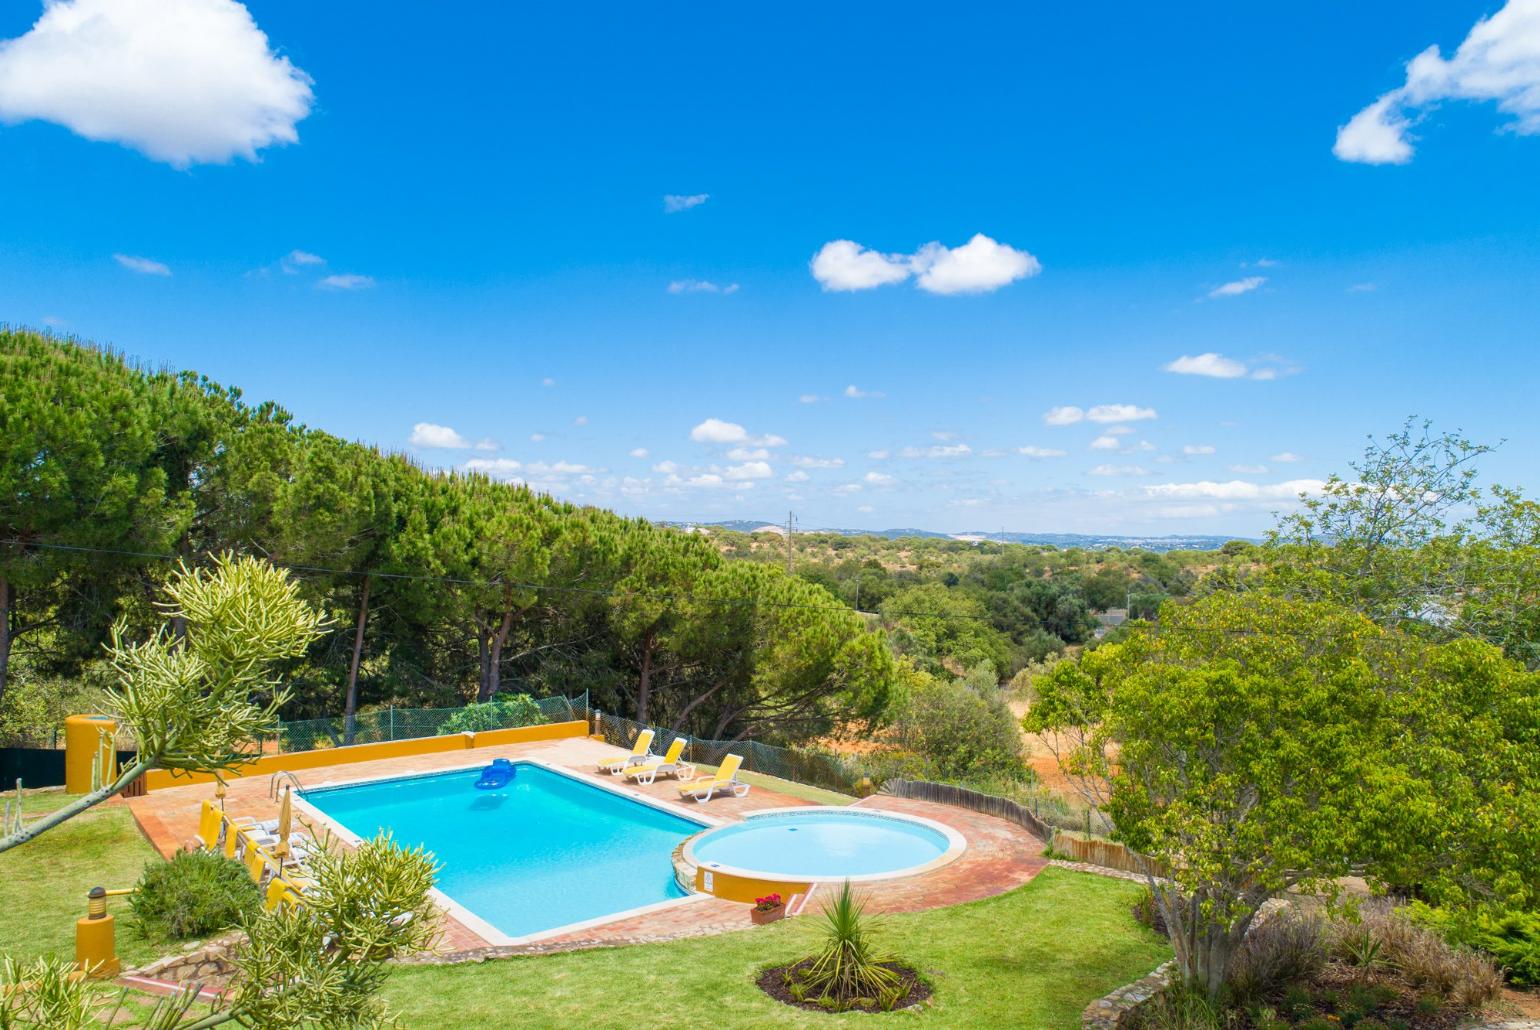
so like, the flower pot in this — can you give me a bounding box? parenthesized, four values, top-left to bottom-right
(751, 905, 786, 926)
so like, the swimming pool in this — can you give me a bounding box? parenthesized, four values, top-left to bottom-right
(684, 807, 966, 884)
(299, 762, 707, 941)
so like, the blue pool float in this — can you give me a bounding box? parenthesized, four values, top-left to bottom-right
(473, 759, 516, 790)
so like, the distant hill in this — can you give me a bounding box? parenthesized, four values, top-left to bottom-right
(665, 520, 1248, 552)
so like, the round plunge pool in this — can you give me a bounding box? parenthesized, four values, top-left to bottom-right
(683, 807, 966, 884)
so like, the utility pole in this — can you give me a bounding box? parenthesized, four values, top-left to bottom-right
(784, 510, 796, 573)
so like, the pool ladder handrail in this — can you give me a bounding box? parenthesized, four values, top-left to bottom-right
(269, 770, 304, 802)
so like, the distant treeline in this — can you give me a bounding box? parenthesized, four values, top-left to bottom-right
(0, 330, 894, 746)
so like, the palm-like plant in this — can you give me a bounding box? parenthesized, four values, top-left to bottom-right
(793, 881, 904, 1011)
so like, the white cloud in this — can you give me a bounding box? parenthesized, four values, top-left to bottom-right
(1144, 479, 1326, 500)
(1043, 405, 1085, 426)
(1088, 404, 1157, 423)
(899, 443, 972, 459)
(949, 498, 986, 508)
(809, 233, 1040, 294)
(0, 0, 313, 167)
(573, 415, 589, 426)
(1090, 435, 1121, 451)
(856, 504, 875, 513)
(1230, 463, 1268, 474)
(1165, 352, 1248, 378)
(1207, 276, 1267, 299)
(792, 455, 844, 468)
(843, 384, 883, 399)
(798, 393, 824, 404)
(652, 460, 679, 474)
(785, 470, 810, 483)
(1336, 1, 1540, 164)
(688, 418, 784, 448)
(911, 233, 1041, 295)
(663, 193, 709, 213)
(690, 418, 748, 444)
(473, 437, 498, 452)
(931, 430, 960, 441)
(727, 447, 771, 461)
(318, 273, 374, 291)
(524, 460, 592, 475)
(723, 461, 772, 481)
(1183, 444, 1217, 455)
(1018, 446, 1068, 458)
(867, 449, 890, 460)
(113, 253, 170, 276)
(463, 457, 520, 475)
(809, 240, 914, 291)
(542, 377, 556, 387)
(1270, 451, 1302, 463)
(864, 471, 896, 485)
(275, 249, 323, 272)
(667, 278, 739, 294)
(688, 473, 726, 488)
(628, 447, 648, 458)
(833, 483, 863, 495)
(409, 422, 470, 449)
(1089, 464, 1150, 477)
(1335, 93, 1414, 164)
(530, 433, 546, 443)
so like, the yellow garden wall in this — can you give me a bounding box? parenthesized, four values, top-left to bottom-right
(142, 720, 588, 790)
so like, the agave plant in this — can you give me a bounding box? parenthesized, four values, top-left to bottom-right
(794, 881, 903, 1011)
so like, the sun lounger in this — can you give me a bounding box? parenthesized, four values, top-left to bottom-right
(677, 753, 750, 803)
(623, 737, 695, 786)
(597, 729, 655, 774)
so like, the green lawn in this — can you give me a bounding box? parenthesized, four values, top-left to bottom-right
(381, 867, 1169, 1029)
(0, 789, 173, 969)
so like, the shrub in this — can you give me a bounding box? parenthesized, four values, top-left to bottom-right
(787, 882, 905, 1012)
(1334, 904, 1503, 1010)
(1132, 886, 1169, 937)
(1409, 902, 1540, 987)
(130, 849, 261, 939)
(438, 694, 545, 735)
(891, 676, 1024, 781)
(1226, 909, 1327, 1007)
(1128, 986, 1223, 1030)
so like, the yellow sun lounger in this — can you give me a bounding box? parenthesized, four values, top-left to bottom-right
(623, 737, 695, 786)
(197, 800, 223, 852)
(598, 729, 655, 774)
(678, 753, 749, 803)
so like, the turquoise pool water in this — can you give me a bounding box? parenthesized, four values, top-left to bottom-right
(689, 809, 953, 878)
(302, 763, 704, 938)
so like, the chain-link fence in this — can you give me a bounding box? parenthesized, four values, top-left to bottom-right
(275, 692, 587, 753)
(592, 711, 867, 795)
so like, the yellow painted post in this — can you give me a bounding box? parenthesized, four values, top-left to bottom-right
(64, 715, 117, 795)
(75, 887, 121, 977)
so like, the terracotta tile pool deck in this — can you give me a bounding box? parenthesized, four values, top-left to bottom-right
(126, 737, 1046, 958)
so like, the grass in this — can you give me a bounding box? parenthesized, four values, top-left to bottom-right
(381, 867, 1169, 1029)
(0, 788, 173, 969)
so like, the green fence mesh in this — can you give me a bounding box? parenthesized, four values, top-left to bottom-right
(275, 693, 585, 753)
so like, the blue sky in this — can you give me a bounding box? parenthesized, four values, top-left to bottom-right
(2, 1, 1538, 535)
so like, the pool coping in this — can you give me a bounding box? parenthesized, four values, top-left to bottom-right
(680, 805, 968, 887)
(291, 757, 725, 948)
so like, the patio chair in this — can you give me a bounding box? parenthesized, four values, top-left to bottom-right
(597, 729, 655, 774)
(677, 753, 750, 803)
(623, 737, 695, 786)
